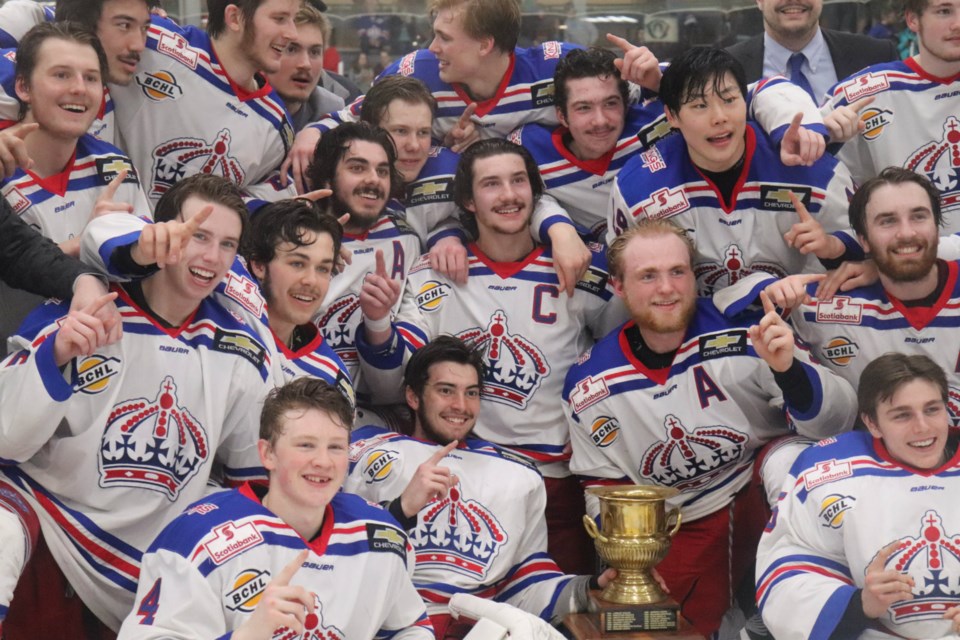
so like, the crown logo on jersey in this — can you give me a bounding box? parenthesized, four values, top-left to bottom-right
(886, 510, 960, 625)
(410, 483, 508, 580)
(316, 293, 361, 365)
(694, 245, 786, 296)
(906, 117, 960, 198)
(639, 414, 748, 490)
(99, 376, 209, 500)
(457, 310, 549, 409)
(151, 129, 245, 199)
(946, 386, 960, 428)
(274, 596, 345, 640)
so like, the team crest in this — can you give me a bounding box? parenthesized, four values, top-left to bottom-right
(822, 337, 859, 366)
(274, 597, 345, 640)
(885, 511, 960, 627)
(906, 116, 960, 200)
(639, 415, 748, 490)
(818, 494, 855, 529)
(316, 293, 361, 365)
(411, 482, 507, 579)
(151, 129, 245, 199)
(362, 449, 398, 482)
(694, 245, 785, 296)
(99, 375, 209, 499)
(74, 355, 121, 394)
(946, 386, 960, 428)
(457, 310, 549, 409)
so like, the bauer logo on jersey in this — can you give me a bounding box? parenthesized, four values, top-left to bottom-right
(157, 31, 198, 69)
(815, 297, 863, 324)
(151, 129, 244, 199)
(841, 72, 889, 103)
(638, 119, 674, 151)
(802, 459, 852, 491)
(136, 71, 183, 101)
(414, 483, 507, 578)
(74, 355, 121, 394)
(760, 186, 811, 211)
(416, 281, 450, 312)
(822, 337, 859, 366)
(640, 147, 667, 173)
(860, 107, 893, 140)
(362, 449, 398, 482)
(570, 374, 609, 412)
(96, 157, 138, 184)
(641, 415, 748, 489)
(203, 521, 264, 565)
(641, 187, 689, 219)
(818, 494, 855, 529)
(225, 569, 270, 612)
(100, 376, 209, 499)
(458, 310, 549, 410)
(888, 510, 960, 625)
(531, 80, 556, 107)
(6, 187, 30, 215)
(408, 179, 452, 206)
(590, 416, 620, 448)
(699, 331, 746, 360)
(366, 523, 406, 560)
(213, 329, 266, 368)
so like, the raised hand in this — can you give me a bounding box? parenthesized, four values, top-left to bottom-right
(749, 290, 795, 373)
(444, 103, 480, 153)
(400, 440, 460, 517)
(606, 34, 661, 91)
(280, 127, 323, 194)
(780, 112, 826, 167)
(825, 96, 875, 144)
(93, 170, 136, 219)
(233, 550, 315, 640)
(862, 542, 914, 619)
(0, 122, 37, 178)
(763, 273, 825, 310)
(131, 205, 213, 268)
(54, 291, 120, 366)
(782, 191, 844, 259)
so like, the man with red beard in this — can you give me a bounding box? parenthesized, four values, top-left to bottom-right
(563, 218, 857, 637)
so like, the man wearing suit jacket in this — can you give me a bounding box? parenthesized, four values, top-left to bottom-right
(726, 0, 897, 103)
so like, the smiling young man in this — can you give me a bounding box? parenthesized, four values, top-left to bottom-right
(109, 0, 299, 204)
(564, 218, 857, 637)
(118, 377, 434, 640)
(608, 46, 854, 297)
(0, 174, 273, 637)
(355, 139, 627, 575)
(756, 354, 960, 640)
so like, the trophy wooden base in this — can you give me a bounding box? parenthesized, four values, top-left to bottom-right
(563, 592, 706, 639)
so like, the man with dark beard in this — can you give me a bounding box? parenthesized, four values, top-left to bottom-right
(345, 336, 616, 639)
(562, 218, 857, 638)
(305, 121, 421, 414)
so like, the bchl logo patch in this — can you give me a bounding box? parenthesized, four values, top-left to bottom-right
(841, 72, 889, 103)
(860, 107, 893, 140)
(818, 494, 855, 529)
(570, 374, 609, 413)
(760, 185, 812, 211)
(225, 568, 270, 612)
(815, 297, 863, 324)
(362, 449, 398, 482)
(590, 416, 620, 448)
(74, 355, 121, 394)
(157, 31, 198, 69)
(802, 459, 852, 491)
(642, 186, 689, 219)
(822, 337, 859, 366)
(416, 280, 450, 312)
(203, 521, 264, 565)
(136, 71, 183, 101)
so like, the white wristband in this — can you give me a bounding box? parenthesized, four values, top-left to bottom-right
(364, 314, 392, 333)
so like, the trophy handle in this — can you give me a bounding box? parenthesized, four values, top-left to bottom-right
(583, 515, 609, 544)
(666, 508, 682, 537)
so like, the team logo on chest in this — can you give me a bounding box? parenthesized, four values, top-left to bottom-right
(151, 129, 245, 199)
(316, 293, 361, 364)
(99, 375, 209, 499)
(639, 414, 748, 489)
(274, 597, 345, 640)
(411, 482, 507, 579)
(906, 116, 960, 204)
(457, 310, 549, 409)
(946, 386, 960, 428)
(694, 244, 785, 296)
(886, 511, 960, 626)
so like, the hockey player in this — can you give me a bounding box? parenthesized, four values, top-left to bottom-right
(563, 219, 858, 636)
(109, 0, 298, 204)
(244, 197, 353, 399)
(823, 0, 960, 234)
(756, 354, 960, 639)
(0, 0, 156, 141)
(0, 174, 272, 637)
(345, 336, 616, 638)
(356, 138, 627, 574)
(608, 46, 855, 296)
(117, 377, 434, 640)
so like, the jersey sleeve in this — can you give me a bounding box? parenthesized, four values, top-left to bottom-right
(606, 172, 635, 246)
(530, 194, 574, 244)
(748, 76, 828, 143)
(305, 95, 362, 135)
(80, 213, 150, 281)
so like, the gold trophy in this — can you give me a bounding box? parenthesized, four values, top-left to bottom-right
(577, 485, 689, 636)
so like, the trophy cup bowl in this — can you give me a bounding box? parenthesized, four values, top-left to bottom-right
(583, 485, 682, 605)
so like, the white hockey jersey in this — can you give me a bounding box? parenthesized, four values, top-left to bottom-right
(608, 123, 855, 296)
(0, 0, 53, 48)
(344, 426, 573, 618)
(0, 285, 272, 630)
(357, 243, 627, 477)
(563, 300, 858, 522)
(117, 484, 434, 640)
(110, 17, 296, 205)
(272, 324, 355, 408)
(757, 431, 960, 640)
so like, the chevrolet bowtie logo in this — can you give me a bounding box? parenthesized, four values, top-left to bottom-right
(765, 188, 796, 204)
(649, 119, 672, 139)
(703, 334, 740, 349)
(411, 182, 447, 197)
(220, 334, 259, 351)
(374, 528, 405, 545)
(102, 159, 132, 174)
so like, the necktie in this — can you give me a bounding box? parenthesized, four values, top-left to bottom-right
(788, 52, 816, 102)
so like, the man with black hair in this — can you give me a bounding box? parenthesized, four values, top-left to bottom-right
(608, 46, 855, 297)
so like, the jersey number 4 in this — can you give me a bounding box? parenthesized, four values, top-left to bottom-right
(137, 578, 162, 625)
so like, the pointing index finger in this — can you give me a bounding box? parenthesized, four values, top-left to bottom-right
(869, 541, 900, 572)
(789, 191, 813, 222)
(299, 188, 333, 202)
(184, 205, 213, 233)
(10, 122, 38, 139)
(429, 440, 458, 464)
(457, 103, 477, 129)
(275, 549, 309, 587)
(759, 289, 776, 315)
(85, 291, 118, 315)
(374, 248, 387, 278)
(848, 95, 876, 113)
(100, 169, 128, 201)
(605, 32, 634, 52)
(787, 112, 803, 135)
